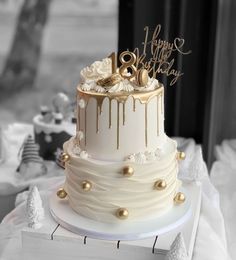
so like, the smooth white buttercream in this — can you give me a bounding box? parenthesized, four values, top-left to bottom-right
(78, 89, 165, 161)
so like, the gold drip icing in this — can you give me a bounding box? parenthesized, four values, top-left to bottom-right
(117, 102, 120, 149)
(145, 103, 148, 147)
(84, 106, 87, 145)
(109, 99, 112, 128)
(78, 84, 163, 105)
(123, 102, 125, 125)
(76, 92, 79, 132)
(77, 84, 164, 149)
(78, 105, 80, 132)
(157, 95, 159, 136)
(161, 93, 163, 114)
(133, 99, 136, 112)
(96, 105, 99, 133)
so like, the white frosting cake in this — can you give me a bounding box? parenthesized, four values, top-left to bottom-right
(59, 57, 184, 223)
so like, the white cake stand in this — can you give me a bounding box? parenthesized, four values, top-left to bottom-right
(50, 185, 191, 241)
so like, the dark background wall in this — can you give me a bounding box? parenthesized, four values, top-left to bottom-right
(118, 0, 218, 166)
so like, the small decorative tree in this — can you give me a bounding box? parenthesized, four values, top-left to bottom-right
(26, 186, 45, 229)
(165, 233, 187, 260)
(17, 135, 47, 180)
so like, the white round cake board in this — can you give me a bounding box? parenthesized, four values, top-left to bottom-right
(50, 186, 191, 241)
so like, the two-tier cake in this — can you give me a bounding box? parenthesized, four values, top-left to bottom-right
(56, 55, 186, 223)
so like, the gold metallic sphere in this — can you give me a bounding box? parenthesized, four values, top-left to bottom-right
(174, 192, 185, 204)
(122, 166, 134, 177)
(61, 152, 70, 163)
(116, 208, 129, 220)
(57, 188, 67, 199)
(136, 68, 149, 87)
(154, 180, 167, 190)
(81, 180, 92, 191)
(177, 151, 186, 160)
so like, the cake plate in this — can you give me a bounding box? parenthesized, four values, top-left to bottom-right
(49, 185, 191, 241)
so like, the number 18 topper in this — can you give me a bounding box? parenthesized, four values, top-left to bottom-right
(107, 51, 149, 87)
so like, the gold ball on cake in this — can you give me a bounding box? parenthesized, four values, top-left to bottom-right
(57, 188, 67, 199)
(116, 208, 129, 219)
(122, 166, 134, 177)
(177, 151, 186, 160)
(154, 179, 167, 190)
(136, 68, 149, 86)
(174, 192, 185, 204)
(61, 152, 70, 163)
(81, 180, 92, 191)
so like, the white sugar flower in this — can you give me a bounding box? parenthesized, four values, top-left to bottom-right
(94, 85, 106, 93)
(80, 151, 88, 159)
(126, 154, 135, 162)
(109, 79, 134, 93)
(122, 79, 134, 92)
(73, 144, 81, 155)
(135, 152, 146, 164)
(108, 82, 123, 93)
(80, 58, 112, 81)
(145, 151, 156, 161)
(81, 82, 92, 91)
(155, 148, 162, 160)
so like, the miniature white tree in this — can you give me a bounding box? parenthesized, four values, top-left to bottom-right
(165, 233, 187, 260)
(26, 186, 45, 229)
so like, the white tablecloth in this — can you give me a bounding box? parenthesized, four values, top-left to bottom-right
(0, 124, 232, 260)
(210, 140, 236, 259)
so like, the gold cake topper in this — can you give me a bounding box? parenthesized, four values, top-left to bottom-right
(98, 24, 191, 88)
(133, 24, 191, 86)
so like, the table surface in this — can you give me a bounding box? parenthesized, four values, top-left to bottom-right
(20, 181, 201, 260)
(0, 123, 233, 260)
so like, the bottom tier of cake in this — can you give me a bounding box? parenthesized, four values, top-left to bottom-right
(61, 137, 183, 223)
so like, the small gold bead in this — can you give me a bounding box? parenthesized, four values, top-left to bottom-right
(174, 192, 185, 204)
(61, 152, 70, 163)
(177, 151, 186, 160)
(122, 166, 134, 177)
(116, 208, 129, 220)
(57, 188, 67, 199)
(81, 180, 92, 191)
(154, 180, 167, 190)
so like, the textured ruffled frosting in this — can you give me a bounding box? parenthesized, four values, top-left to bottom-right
(63, 138, 181, 223)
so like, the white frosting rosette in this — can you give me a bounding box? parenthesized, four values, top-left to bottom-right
(80, 58, 112, 82)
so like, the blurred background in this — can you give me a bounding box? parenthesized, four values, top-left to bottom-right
(0, 0, 118, 122)
(0, 0, 235, 165)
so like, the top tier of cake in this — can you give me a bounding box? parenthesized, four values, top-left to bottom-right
(76, 58, 166, 161)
